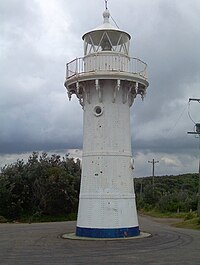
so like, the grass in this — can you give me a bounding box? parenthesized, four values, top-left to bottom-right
(139, 209, 200, 230)
(138, 209, 187, 219)
(29, 213, 77, 223)
(8, 213, 77, 223)
(172, 217, 200, 230)
(2, 209, 199, 231)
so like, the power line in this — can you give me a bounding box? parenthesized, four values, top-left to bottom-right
(188, 101, 196, 124)
(167, 103, 187, 135)
(188, 98, 200, 124)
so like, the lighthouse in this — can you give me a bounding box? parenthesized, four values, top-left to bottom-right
(64, 5, 149, 238)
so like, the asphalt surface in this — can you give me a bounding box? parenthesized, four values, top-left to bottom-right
(0, 215, 199, 265)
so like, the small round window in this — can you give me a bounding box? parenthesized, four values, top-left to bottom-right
(94, 106, 103, 116)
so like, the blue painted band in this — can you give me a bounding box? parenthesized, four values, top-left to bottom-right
(76, 226, 140, 238)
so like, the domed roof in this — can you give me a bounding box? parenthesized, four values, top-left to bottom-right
(82, 9, 131, 42)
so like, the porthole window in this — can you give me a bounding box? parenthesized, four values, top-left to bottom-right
(94, 105, 103, 116)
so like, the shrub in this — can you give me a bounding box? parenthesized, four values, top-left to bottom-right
(184, 212, 197, 221)
(0, 216, 7, 223)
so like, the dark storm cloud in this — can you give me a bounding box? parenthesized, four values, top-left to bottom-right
(0, 0, 83, 155)
(133, 136, 198, 155)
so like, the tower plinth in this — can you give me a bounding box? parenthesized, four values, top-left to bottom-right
(64, 7, 149, 238)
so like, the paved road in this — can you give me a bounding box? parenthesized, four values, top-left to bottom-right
(0, 215, 199, 265)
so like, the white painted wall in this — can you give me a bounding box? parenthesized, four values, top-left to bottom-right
(77, 79, 139, 229)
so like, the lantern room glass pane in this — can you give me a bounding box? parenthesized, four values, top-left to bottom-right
(84, 31, 130, 56)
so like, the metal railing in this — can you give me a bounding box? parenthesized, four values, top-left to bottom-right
(66, 54, 147, 80)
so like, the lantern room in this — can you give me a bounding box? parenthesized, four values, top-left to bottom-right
(82, 9, 130, 56)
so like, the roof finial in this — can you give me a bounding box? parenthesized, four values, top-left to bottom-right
(105, 0, 108, 10)
(103, 0, 110, 23)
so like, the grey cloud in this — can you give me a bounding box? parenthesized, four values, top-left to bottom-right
(0, 0, 200, 176)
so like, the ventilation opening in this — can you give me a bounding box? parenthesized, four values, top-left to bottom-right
(94, 106, 103, 116)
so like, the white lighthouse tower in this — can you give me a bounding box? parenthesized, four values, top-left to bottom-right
(65, 5, 149, 238)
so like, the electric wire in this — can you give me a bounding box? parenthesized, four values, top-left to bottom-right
(188, 101, 196, 124)
(167, 103, 187, 136)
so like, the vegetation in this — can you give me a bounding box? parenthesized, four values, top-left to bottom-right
(0, 152, 199, 227)
(0, 152, 80, 222)
(134, 174, 198, 214)
(134, 174, 200, 230)
(172, 213, 200, 230)
(138, 209, 187, 219)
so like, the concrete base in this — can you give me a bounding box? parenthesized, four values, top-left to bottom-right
(62, 231, 151, 241)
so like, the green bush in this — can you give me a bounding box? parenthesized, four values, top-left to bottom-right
(0, 152, 81, 221)
(134, 174, 199, 214)
(184, 212, 197, 220)
(0, 216, 7, 223)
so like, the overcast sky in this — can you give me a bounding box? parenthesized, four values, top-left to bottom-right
(0, 0, 200, 177)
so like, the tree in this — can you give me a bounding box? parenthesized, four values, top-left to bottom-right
(0, 152, 81, 220)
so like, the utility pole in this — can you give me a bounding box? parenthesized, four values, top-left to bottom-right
(148, 159, 159, 190)
(187, 97, 200, 216)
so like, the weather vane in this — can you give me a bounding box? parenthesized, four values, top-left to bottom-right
(105, 0, 108, 9)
